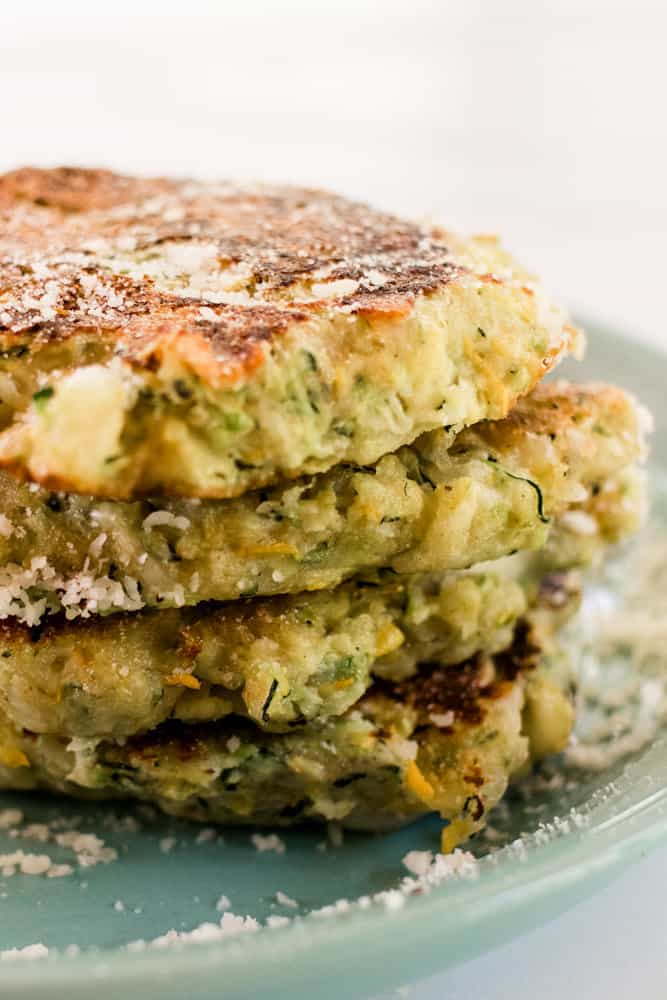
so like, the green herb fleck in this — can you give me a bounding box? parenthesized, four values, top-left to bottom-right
(333, 773, 366, 788)
(223, 412, 250, 432)
(335, 655, 355, 677)
(261, 678, 279, 722)
(300, 541, 330, 565)
(303, 350, 318, 372)
(490, 458, 549, 523)
(172, 379, 193, 400)
(32, 386, 54, 413)
(332, 422, 354, 438)
(0, 344, 29, 360)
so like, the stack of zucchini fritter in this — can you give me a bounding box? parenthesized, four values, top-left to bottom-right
(0, 169, 648, 849)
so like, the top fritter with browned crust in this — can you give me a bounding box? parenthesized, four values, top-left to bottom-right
(0, 167, 580, 498)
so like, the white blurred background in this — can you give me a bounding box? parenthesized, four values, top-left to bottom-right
(2, 4, 667, 998)
(2, 0, 667, 338)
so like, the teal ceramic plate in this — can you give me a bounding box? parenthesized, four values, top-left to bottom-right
(1, 319, 666, 1000)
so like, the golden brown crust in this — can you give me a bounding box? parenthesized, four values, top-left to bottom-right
(0, 167, 477, 384)
(119, 619, 539, 766)
(373, 619, 541, 731)
(470, 381, 634, 449)
(0, 166, 174, 214)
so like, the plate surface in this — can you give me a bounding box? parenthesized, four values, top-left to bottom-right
(1, 319, 666, 1000)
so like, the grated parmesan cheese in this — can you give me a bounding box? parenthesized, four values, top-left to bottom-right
(0, 850, 73, 878)
(562, 525, 667, 770)
(251, 833, 286, 855)
(142, 511, 191, 533)
(20, 823, 51, 843)
(275, 890, 298, 909)
(0, 808, 23, 829)
(53, 831, 118, 868)
(0, 943, 49, 962)
(0, 810, 119, 886)
(428, 711, 455, 728)
(195, 828, 218, 844)
(558, 511, 599, 536)
(126, 912, 259, 952)
(400, 849, 479, 888)
(0, 557, 144, 625)
(87, 533, 108, 558)
(309, 278, 359, 299)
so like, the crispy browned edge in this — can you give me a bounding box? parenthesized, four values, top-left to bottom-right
(0, 167, 574, 388)
(470, 380, 635, 452)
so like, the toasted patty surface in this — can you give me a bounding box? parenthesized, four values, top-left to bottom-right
(0, 561, 583, 740)
(0, 168, 579, 498)
(0, 382, 645, 624)
(0, 629, 574, 845)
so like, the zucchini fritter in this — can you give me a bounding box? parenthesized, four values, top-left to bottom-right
(0, 383, 645, 624)
(0, 168, 579, 498)
(0, 631, 574, 847)
(0, 568, 577, 740)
